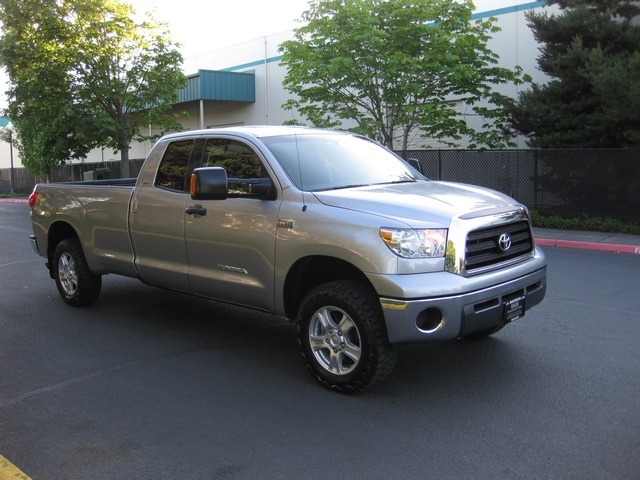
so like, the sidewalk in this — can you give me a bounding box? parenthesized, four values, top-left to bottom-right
(533, 227, 640, 255)
(3, 197, 639, 255)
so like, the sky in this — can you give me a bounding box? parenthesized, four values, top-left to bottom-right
(0, 0, 312, 111)
(136, 0, 311, 58)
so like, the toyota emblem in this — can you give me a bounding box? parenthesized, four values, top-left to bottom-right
(498, 233, 512, 251)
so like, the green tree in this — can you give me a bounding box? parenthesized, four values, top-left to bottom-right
(507, 0, 640, 148)
(0, 0, 186, 178)
(0, 0, 94, 177)
(279, 0, 528, 150)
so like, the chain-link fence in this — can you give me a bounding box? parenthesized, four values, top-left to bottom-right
(2, 150, 639, 224)
(397, 149, 640, 224)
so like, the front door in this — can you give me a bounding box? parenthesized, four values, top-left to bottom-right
(184, 137, 281, 311)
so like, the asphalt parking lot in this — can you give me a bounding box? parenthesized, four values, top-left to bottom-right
(1, 202, 639, 479)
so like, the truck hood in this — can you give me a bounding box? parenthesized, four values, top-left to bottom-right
(313, 181, 519, 227)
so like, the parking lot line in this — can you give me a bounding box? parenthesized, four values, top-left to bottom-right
(0, 454, 30, 480)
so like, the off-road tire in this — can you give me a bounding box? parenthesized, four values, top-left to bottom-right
(53, 238, 102, 307)
(296, 280, 397, 393)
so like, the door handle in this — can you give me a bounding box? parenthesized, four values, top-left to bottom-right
(185, 205, 207, 216)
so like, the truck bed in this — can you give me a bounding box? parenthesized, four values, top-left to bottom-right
(63, 178, 138, 187)
(31, 180, 138, 278)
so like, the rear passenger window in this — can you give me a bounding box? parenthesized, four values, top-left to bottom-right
(155, 140, 194, 192)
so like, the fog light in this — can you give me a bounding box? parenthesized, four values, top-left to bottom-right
(416, 308, 444, 333)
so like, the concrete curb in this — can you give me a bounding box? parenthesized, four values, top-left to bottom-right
(536, 238, 640, 255)
(0, 198, 28, 204)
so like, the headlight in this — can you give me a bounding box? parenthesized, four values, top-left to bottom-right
(380, 228, 448, 258)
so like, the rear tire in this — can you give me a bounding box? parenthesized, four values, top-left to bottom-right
(296, 280, 397, 393)
(53, 238, 102, 307)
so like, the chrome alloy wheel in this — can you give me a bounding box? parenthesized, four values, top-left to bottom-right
(58, 252, 79, 296)
(308, 306, 362, 376)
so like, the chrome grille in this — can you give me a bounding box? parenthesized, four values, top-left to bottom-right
(465, 221, 533, 271)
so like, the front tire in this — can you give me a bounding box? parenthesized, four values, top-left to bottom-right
(53, 238, 102, 307)
(297, 280, 397, 393)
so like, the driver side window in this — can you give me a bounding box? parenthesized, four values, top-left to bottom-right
(202, 139, 270, 197)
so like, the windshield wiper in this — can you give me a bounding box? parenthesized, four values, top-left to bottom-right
(332, 184, 372, 190)
(313, 180, 416, 192)
(311, 184, 371, 192)
(376, 179, 417, 186)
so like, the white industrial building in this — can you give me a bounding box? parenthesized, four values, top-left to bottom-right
(0, 0, 549, 170)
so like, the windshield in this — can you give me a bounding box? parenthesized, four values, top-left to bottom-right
(262, 133, 423, 192)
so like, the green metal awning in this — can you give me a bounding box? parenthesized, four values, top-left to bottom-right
(177, 69, 255, 104)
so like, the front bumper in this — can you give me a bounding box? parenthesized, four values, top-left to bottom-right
(374, 252, 547, 345)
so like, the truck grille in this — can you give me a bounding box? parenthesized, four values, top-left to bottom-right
(465, 221, 534, 272)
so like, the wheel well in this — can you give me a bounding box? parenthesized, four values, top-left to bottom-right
(283, 256, 373, 320)
(47, 222, 80, 272)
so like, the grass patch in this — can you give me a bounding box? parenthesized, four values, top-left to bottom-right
(0, 193, 28, 198)
(531, 210, 640, 235)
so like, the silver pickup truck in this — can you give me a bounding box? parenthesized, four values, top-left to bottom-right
(29, 126, 546, 393)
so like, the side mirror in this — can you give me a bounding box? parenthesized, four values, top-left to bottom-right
(190, 167, 228, 200)
(406, 158, 423, 174)
(246, 177, 273, 197)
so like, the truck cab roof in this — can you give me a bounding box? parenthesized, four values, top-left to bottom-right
(158, 125, 346, 142)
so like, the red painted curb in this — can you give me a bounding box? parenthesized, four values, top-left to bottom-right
(536, 238, 640, 255)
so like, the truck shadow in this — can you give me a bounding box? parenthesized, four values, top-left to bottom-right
(90, 275, 542, 403)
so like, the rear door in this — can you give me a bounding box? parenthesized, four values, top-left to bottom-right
(184, 137, 281, 311)
(129, 139, 200, 292)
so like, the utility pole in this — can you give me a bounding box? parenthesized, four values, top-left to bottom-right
(9, 127, 15, 193)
